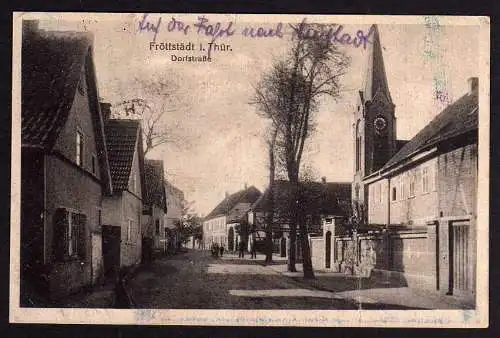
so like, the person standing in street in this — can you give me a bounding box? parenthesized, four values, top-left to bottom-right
(251, 241, 257, 259)
(219, 244, 224, 257)
(238, 241, 245, 258)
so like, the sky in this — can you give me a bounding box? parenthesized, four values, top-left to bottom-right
(40, 14, 479, 216)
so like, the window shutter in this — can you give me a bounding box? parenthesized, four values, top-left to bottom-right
(77, 213, 87, 259)
(53, 208, 69, 261)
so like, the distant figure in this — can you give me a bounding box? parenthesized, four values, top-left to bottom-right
(219, 245, 224, 257)
(238, 241, 245, 258)
(211, 243, 219, 258)
(251, 241, 257, 259)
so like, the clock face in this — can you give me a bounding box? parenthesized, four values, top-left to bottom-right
(374, 116, 388, 134)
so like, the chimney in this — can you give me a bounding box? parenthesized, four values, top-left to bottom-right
(468, 77, 478, 95)
(100, 102, 112, 122)
(321, 176, 327, 184)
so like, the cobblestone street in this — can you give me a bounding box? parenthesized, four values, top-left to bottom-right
(127, 250, 360, 309)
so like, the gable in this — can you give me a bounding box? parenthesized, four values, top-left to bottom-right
(126, 136, 143, 198)
(53, 63, 100, 177)
(104, 119, 143, 194)
(21, 26, 112, 193)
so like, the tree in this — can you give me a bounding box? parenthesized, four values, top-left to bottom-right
(264, 127, 278, 263)
(251, 21, 350, 278)
(173, 199, 201, 248)
(234, 219, 255, 246)
(110, 75, 188, 156)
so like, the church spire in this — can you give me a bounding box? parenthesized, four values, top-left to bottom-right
(362, 25, 392, 104)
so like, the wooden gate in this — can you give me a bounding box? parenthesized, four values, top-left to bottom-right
(449, 221, 471, 295)
(102, 225, 121, 280)
(325, 231, 332, 269)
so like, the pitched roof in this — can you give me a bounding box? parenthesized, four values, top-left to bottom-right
(382, 89, 478, 170)
(362, 25, 392, 103)
(104, 119, 143, 193)
(21, 22, 112, 194)
(22, 24, 92, 148)
(144, 159, 167, 211)
(205, 186, 261, 220)
(252, 180, 351, 217)
(165, 180, 184, 201)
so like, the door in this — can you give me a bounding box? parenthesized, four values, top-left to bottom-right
(102, 225, 121, 280)
(228, 227, 234, 252)
(325, 231, 332, 269)
(449, 220, 471, 296)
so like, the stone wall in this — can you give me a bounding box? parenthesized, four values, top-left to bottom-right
(310, 237, 324, 270)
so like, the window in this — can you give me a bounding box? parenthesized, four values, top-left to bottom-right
(76, 131, 84, 166)
(127, 220, 133, 242)
(355, 121, 361, 172)
(399, 176, 404, 200)
(53, 208, 86, 261)
(91, 154, 97, 175)
(392, 186, 397, 201)
(409, 172, 416, 197)
(422, 167, 429, 193)
(430, 165, 436, 191)
(155, 219, 160, 235)
(131, 173, 136, 193)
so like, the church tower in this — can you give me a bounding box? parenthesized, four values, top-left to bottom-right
(352, 25, 396, 204)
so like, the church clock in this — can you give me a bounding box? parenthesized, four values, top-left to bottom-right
(374, 115, 388, 135)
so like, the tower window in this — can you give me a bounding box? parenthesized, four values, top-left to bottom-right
(91, 154, 97, 175)
(76, 131, 84, 167)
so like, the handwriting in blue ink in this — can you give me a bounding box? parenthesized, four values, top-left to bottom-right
(241, 23, 284, 38)
(138, 14, 162, 42)
(167, 17, 190, 35)
(194, 16, 236, 39)
(292, 18, 374, 49)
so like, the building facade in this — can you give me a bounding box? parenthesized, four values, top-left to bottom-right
(164, 181, 185, 253)
(142, 160, 168, 258)
(203, 186, 261, 251)
(20, 21, 113, 303)
(348, 24, 478, 304)
(102, 119, 145, 272)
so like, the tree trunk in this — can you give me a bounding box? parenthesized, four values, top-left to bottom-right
(287, 172, 299, 272)
(299, 217, 315, 279)
(265, 131, 277, 264)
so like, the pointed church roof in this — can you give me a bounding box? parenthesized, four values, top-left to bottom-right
(362, 25, 392, 103)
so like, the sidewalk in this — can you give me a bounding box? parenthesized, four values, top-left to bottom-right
(259, 254, 474, 310)
(57, 282, 116, 308)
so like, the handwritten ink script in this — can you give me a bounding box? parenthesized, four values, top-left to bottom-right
(138, 14, 374, 50)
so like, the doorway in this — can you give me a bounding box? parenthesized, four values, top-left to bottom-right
(102, 225, 121, 280)
(449, 220, 471, 296)
(325, 231, 332, 269)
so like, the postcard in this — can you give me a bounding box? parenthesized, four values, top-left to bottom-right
(10, 12, 489, 327)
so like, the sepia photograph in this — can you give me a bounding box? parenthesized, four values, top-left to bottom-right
(10, 13, 489, 326)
